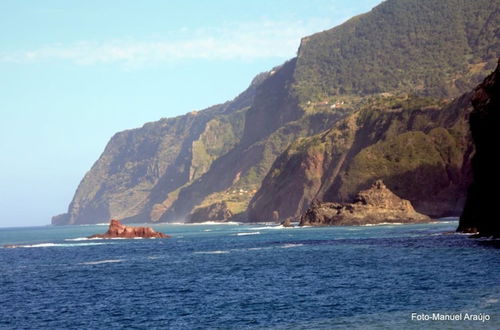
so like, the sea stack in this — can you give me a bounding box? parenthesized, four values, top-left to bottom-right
(300, 180, 430, 226)
(88, 219, 170, 239)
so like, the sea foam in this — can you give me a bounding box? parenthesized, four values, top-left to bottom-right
(194, 250, 230, 254)
(6, 242, 107, 248)
(234, 232, 261, 236)
(251, 225, 294, 230)
(281, 243, 305, 249)
(79, 259, 124, 265)
(362, 222, 404, 227)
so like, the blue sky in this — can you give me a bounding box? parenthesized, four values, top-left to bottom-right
(0, 0, 382, 227)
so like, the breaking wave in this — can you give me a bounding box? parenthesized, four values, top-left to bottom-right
(251, 225, 294, 230)
(194, 250, 230, 254)
(79, 259, 124, 265)
(234, 232, 261, 236)
(4, 242, 107, 248)
(362, 223, 404, 227)
(281, 243, 304, 249)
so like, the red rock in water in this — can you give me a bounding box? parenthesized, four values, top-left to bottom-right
(89, 219, 170, 239)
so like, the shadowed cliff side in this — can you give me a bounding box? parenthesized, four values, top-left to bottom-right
(157, 60, 347, 222)
(248, 94, 474, 222)
(458, 58, 500, 237)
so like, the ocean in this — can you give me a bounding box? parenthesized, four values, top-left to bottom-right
(0, 220, 499, 329)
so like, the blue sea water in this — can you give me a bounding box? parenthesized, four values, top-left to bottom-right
(0, 220, 499, 329)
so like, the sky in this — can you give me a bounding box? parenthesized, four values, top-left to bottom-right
(0, 0, 382, 227)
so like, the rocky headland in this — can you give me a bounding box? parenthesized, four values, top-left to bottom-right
(187, 202, 233, 223)
(88, 219, 170, 239)
(299, 180, 430, 226)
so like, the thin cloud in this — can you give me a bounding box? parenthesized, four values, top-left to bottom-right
(0, 19, 334, 68)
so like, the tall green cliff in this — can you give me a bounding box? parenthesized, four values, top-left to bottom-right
(54, 0, 499, 225)
(248, 94, 474, 221)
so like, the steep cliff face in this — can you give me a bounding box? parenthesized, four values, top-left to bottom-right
(248, 94, 474, 221)
(55, 0, 499, 225)
(158, 107, 346, 222)
(458, 59, 500, 236)
(52, 75, 263, 225)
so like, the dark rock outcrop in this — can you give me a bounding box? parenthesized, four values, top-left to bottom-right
(300, 180, 430, 226)
(458, 58, 500, 237)
(88, 219, 170, 239)
(281, 218, 294, 227)
(187, 202, 233, 223)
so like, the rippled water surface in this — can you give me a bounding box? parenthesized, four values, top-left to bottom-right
(1, 221, 499, 329)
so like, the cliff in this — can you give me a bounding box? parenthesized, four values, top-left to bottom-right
(293, 0, 499, 99)
(458, 58, 500, 237)
(248, 94, 474, 221)
(299, 180, 430, 226)
(54, 0, 499, 225)
(52, 73, 264, 225)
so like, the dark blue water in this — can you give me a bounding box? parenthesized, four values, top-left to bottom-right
(1, 221, 499, 329)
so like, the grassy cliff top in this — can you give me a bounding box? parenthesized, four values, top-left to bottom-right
(293, 0, 499, 101)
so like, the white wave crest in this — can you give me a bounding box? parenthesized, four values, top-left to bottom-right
(281, 243, 304, 248)
(235, 232, 261, 236)
(65, 237, 105, 241)
(5, 242, 107, 248)
(251, 225, 295, 230)
(24, 243, 60, 248)
(79, 259, 124, 265)
(362, 222, 404, 227)
(194, 250, 230, 254)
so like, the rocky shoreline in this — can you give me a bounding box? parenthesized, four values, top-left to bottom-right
(299, 180, 430, 226)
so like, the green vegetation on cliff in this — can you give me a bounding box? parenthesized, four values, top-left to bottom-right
(248, 94, 473, 221)
(54, 0, 498, 225)
(293, 0, 499, 100)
